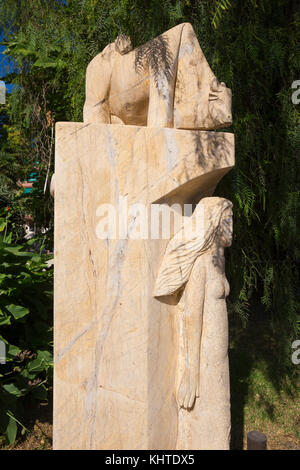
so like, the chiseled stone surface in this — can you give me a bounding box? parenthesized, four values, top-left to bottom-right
(53, 123, 234, 449)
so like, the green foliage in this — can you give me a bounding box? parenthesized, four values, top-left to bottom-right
(229, 313, 300, 449)
(0, 211, 53, 444)
(211, 0, 232, 29)
(212, 0, 300, 348)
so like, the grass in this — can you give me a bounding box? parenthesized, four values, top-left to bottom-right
(242, 368, 300, 449)
(229, 307, 300, 450)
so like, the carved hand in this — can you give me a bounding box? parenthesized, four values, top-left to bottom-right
(177, 366, 199, 410)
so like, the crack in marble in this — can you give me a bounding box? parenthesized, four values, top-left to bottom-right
(56, 324, 94, 363)
(99, 384, 146, 405)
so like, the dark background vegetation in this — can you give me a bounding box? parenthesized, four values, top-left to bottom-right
(0, 0, 299, 448)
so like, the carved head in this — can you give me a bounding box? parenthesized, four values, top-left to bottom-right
(197, 197, 233, 249)
(215, 205, 233, 248)
(115, 34, 132, 55)
(154, 197, 233, 297)
(208, 78, 232, 128)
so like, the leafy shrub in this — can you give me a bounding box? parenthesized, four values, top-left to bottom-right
(0, 211, 53, 444)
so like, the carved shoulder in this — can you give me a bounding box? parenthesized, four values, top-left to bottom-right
(86, 42, 116, 75)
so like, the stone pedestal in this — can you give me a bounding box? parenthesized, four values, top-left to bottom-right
(53, 122, 234, 449)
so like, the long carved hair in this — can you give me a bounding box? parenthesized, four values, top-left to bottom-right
(154, 197, 233, 297)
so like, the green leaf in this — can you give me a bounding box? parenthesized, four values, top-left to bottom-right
(27, 357, 45, 373)
(0, 218, 7, 232)
(6, 416, 17, 444)
(31, 254, 42, 263)
(6, 304, 30, 320)
(27, 350, 52, 373)
(20, 368, 36, 380)
(0, 411, 9, 434)
(33, 58, 59, 68)
(0, 334, 8, 344)
(0, 315, 11, 326)
(3, 246, 31, 257)
(2, 383, 22, 397)
(7, 344, 21, 357)
(37, 350, 52, 363)
(9, 46, 36, 57)
(3, 232, 12, 243)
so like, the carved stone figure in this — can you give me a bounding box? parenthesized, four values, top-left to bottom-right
(83, 23, 232, 130)
(53, 22, 235, 450)
(155, 197, 233, 449)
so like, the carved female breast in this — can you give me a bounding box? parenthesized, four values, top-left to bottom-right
(206, 276, 230, 299)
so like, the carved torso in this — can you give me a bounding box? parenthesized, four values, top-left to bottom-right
(83, 23, 232, 129)
(204, 253, 230, 300)
(110, 50, 150, 126)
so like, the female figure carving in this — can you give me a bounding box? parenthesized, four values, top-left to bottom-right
(154, 197, 233, 449)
